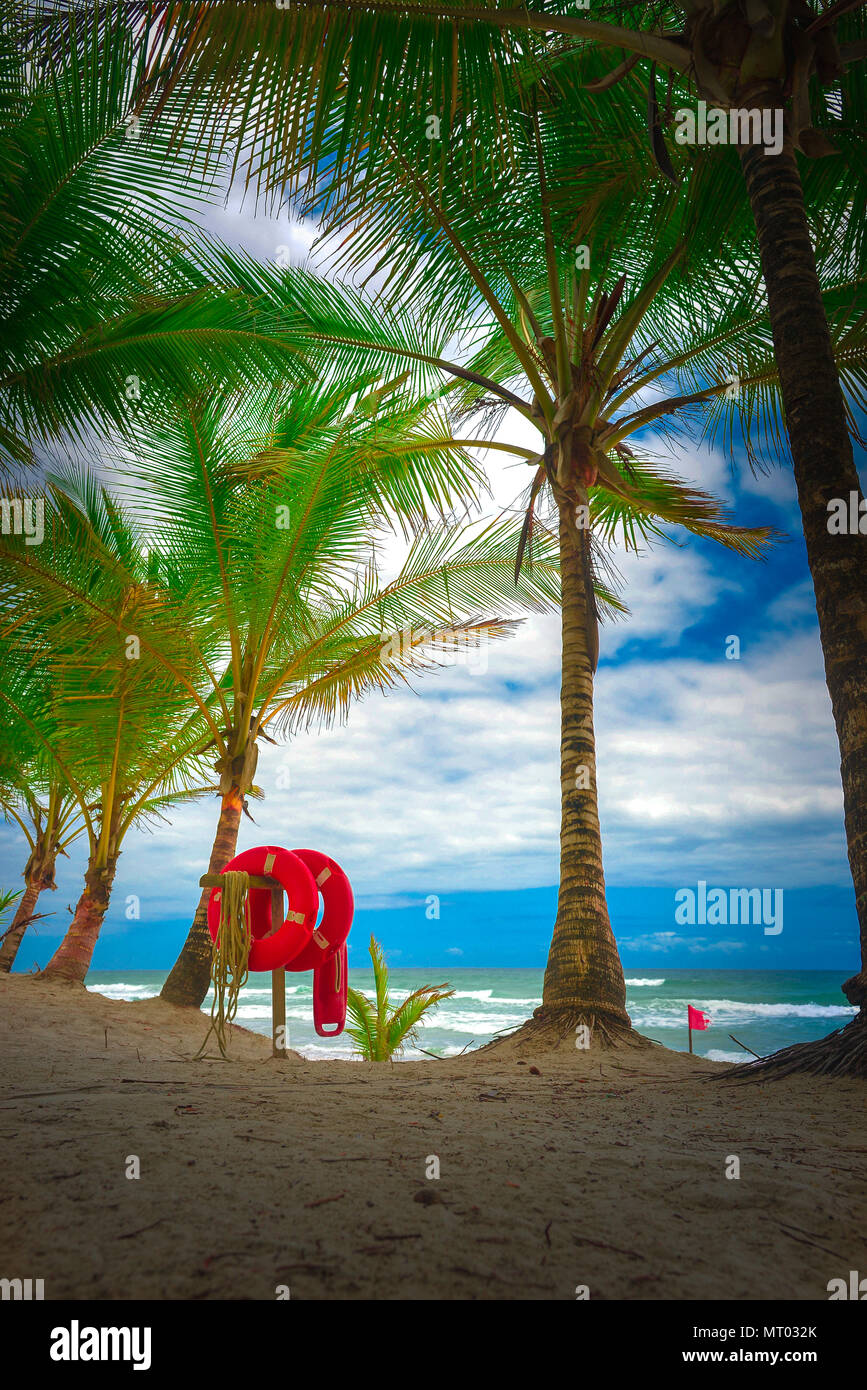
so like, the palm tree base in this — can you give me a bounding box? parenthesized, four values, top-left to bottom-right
(842, 970, 867, 1008)
(34, 972, 86, 987)
(731, 1012, 867, 1081)
(479, 1006, 650, 1056)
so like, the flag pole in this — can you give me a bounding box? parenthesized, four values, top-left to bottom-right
(688, 1014, 693, 1054)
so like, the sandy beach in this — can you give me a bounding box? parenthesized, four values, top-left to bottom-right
(1, 973, 864, 1301)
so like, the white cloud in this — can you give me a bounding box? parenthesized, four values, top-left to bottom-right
(765, 575, 817, 629)
(739, 463, 799, 511)
(620, 932, 747, 955)
(0, 577, 846, 932)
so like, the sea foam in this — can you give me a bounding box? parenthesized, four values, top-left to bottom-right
(86, 983, 159, 1001)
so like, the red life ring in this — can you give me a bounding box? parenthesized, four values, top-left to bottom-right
(284, 848, 354, 973)
(313, 941, 348, 1036)
(206, 845, 317, 972)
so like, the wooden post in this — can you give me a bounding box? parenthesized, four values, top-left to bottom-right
(199, 874, 288, 1057)
(271, 885, 286, 1058)
(199, 874, 281, 890)
(272, 969, 286, 1057)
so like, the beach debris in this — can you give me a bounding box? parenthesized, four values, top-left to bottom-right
(413, 1188, 442, 1205)
(772, 1220, 846, 1261)
(3, 1084, 106, 1101)
(117, 1218, 166, 1241)
(529, 1066, 541, 1075)
(275, 1262, 337, 1274)
(478, 1090, 505, 1101)
(304, 1192, 346, 1208)
(573, 1234, 646, 1260)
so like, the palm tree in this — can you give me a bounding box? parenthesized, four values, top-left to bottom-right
(0, 890, 21, 952)
(112, 376, 568, 1007)
(125, 0, 867, 1067)
(209, 112, 794, 1039)
(0, 1, 315, 477)
(0, 723, 86, 972)
(346, 935, 454, 1060)
(0, 478, 219, 982)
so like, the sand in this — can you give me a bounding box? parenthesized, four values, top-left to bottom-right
(1, 973, 864, 1301)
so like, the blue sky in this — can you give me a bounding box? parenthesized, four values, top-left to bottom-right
(2, 199, 864, 975)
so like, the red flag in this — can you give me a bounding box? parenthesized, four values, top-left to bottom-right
(688, 1005, 711, 1031)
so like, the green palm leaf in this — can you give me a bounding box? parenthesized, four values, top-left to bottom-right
(345, 934, 454, 1061)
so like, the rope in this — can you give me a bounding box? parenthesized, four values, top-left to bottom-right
(197, 871, 251, 1059)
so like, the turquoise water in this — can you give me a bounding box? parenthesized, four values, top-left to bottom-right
(84, 968, 857, 1062)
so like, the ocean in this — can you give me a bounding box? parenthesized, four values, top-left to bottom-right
(84, 968, 857, 1062)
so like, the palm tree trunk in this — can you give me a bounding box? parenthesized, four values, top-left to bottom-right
(0, 872, 48, 973)
(740, 133, 867, 1017)
(40, 852, 119, 984)
(159, 787, 244, 1008)
(538, 499, 631, 1039)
